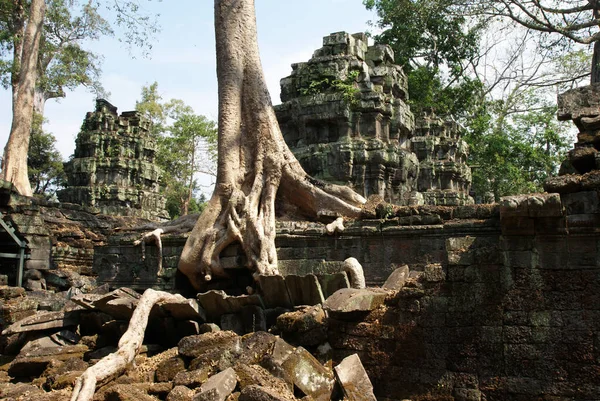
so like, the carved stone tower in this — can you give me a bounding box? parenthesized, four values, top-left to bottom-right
(275, 32, 473, 206)
(58, 99, 168, 220)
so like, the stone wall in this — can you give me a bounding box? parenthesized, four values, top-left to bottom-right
(92, 191, 600, 400)
(0, 185, 150, 290)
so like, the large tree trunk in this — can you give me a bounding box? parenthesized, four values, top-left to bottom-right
(2, 0, 46, 196)
(178, 0, 366, 290)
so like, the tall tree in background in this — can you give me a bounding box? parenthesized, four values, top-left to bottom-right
(0, 0, 159, 196)
(364, 0, 585, 200)
(27, 113, 65, 195)
(135, 82, 217, 218)
(1, 0, 46, 195)
(465, 0, 600, 83)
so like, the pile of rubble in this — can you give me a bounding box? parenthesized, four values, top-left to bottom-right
(0, 262, 418, 401)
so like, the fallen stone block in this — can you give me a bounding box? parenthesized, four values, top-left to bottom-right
(284, 274, 325, 306)
(21, 329, 80, 353)
(167, 385, 195, 401)
(178, 331, 241, 359)
(234, 363, 295, 400)
(193, 367, 237, 401)
(161, 298, 206, 322)
(156, 356, 186, 382)
(197, 290, 264, 320)
(2, 310, 81, 335)
(221, 313, 244, 335)
(281, 346, 334, 401)
(383, 265, 409, 290)
(334, 353, 377, 401)
(166, 385, 194, 401)
(324, 288, 387, 317)
(239, 385, 293, 401)
(238, 331, 277, 365)
(8, 344, 88, 377)
(317, 272, 350, 299)
(257, 275, 293, 309)
(174, 366, 212, 388)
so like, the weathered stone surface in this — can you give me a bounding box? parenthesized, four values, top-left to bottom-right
(334, 354, 377, 401)
(21, 329, 80, 353)
(257, 275, 293, 309)
(284, 274, 325, 306)
(234, 363, 295, 400)
(2, 310, 80, 335)
(90, 287, 141, 320)
(8, 344, 88, 377)
(173, 366, 212, 388)
(238, 332, 277, 365)
(178, 331, 240, 359)
(382, 265, 409, 290)
(161, 298, 206, 322)
(317, 272, 350, 298)
(324, 288, 387, 315)
(167, 385, 195, 401)
(192, 367, 237, 401)
(238, 385, 293, 401)
(221, 313, 244, 335)
(197, 290, 264, 320)
(156, 356, 187, 382)
(101, 383, 168, 401)
(281, 347, 334, 401)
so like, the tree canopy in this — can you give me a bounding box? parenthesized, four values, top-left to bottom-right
(135, 82, 217, 219)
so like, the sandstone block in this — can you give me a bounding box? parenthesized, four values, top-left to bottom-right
(383, 265, 410, 290)
(193, 367, 237, 401)
(334, 353, 377, 401)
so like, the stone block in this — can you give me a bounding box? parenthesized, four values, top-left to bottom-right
(281, 347, 334, 401)
(192, 367, 237, 401)
(257, 275, 293, 309)
(2, 310, 80, 336)
(178, 331, 240, 359)
(334, 353, 377, 401)
(284, 274, 325, 306)
(197, 290, 264, 320)
(317, 272, 350, 298)
(161, 298, 206, 322)
(562, 191, 600, 214)
(324, 288, 387, 317)
(220, 314, 244, 335)
(383, 265, 409, 290)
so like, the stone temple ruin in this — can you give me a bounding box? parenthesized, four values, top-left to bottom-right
(0, 34, 600, 401)
(58, 99, 169, 221)
(275, 32, 473, 206)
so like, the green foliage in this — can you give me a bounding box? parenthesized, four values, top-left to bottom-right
(27, 114, 66, 196)
(465, 95, 572, 201)
(364, 0, 485, 118)
(136, 82, 217, 219)
(299, 70, 360, 106)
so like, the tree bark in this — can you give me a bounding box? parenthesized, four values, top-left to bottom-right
(2, 0, 46, 196)
(178, 0, 366, 290)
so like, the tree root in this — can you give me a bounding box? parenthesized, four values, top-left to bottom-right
(325, 217, 345, 235)
(133, 228, 165, 275)
(343, 257, 366, 289)
(70, 289, 187, 401)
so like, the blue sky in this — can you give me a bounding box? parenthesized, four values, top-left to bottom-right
(0, 0, 378, 161)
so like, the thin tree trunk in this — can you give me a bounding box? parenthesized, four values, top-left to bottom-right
(593, 40, 600, 84)
(178, 0, 366, 289)
(33, 88, 47, 117)
(10, 0, 25, 107)
(2, 0, 46, 196)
